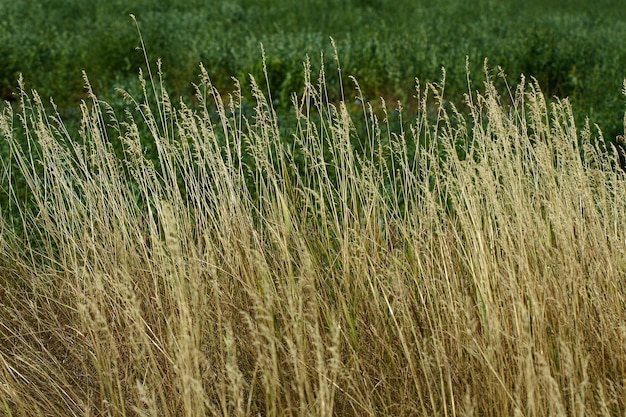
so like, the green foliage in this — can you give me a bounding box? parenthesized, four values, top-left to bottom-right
(0, 0, 624, 122)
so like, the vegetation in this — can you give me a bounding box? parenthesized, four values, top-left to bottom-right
(1, 0, 626, 137)
(0, 47, 625, 415)
(1, 1, 626, 415)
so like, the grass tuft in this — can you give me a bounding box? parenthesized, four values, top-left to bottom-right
(1, 56, 625, 416)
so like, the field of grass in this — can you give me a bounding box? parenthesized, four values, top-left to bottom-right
(1, 1, 626, 416)
(1, 40, 626, 415)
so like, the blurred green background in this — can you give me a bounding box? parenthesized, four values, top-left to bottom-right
(1, 0, 625, 135)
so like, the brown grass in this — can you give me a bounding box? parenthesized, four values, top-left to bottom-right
(0, 56, 625, 416)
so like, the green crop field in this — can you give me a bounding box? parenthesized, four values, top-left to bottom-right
(1, 0, 626, 134)
(1, 1, 625, 416)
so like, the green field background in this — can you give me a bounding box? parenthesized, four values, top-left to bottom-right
(1, 0, 625, 137)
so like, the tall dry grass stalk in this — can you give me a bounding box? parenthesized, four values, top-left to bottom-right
(0, 55, 625, 416)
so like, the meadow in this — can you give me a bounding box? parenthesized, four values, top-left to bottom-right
(1, 47, 626, 416)
(2, 0, 626, 137)
(1, 1, 626, 416)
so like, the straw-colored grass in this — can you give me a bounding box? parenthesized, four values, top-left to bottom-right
(0, 54, 625, 416)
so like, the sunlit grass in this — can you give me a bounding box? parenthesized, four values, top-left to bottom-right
(0, 54, 625, 416)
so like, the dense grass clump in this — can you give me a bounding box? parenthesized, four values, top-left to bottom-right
(0, 56, 625, 416)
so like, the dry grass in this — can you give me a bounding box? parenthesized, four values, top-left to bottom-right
(0, 56, 625, 416)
